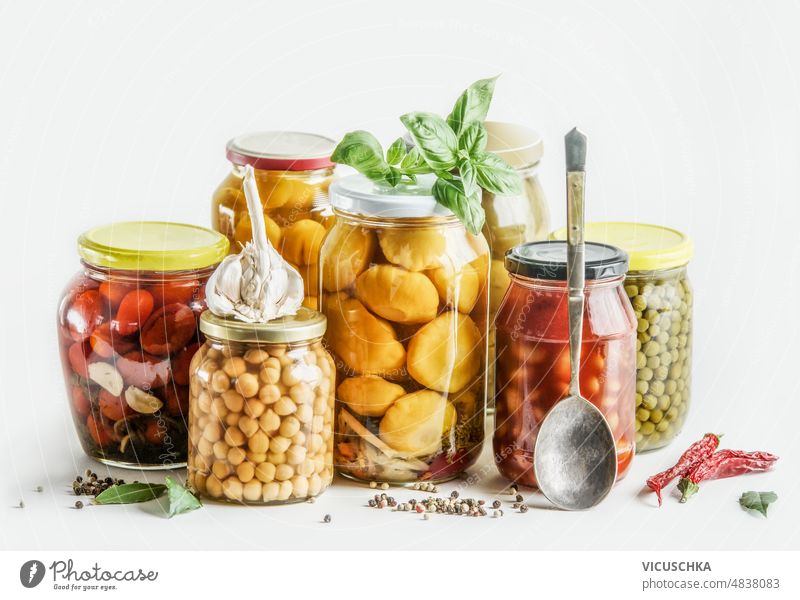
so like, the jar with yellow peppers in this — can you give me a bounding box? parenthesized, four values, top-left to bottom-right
(211, 131, 337, 309)
(481, 123, 550, 406)
(551, 222, 694, 452)
(320, 174, 489, 483)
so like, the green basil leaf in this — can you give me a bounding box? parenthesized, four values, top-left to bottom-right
(473, 151, 522, 195)
(446, 76, 498, 136)
(94, 483, 167, 505)
(739, 491, 777, 517)
(458, 158, 477, 197)
(331, 130, 390, 180)
(432, 177, 485, 235)
(165, 476, 201, 518)
(386, 137, 407, 165)
(399, 146, 433, 174)
(458, 122, 487, 156)
(384, 167, 402, 187)
(399, 112, 458, 171)
(435, 169, 454, 181)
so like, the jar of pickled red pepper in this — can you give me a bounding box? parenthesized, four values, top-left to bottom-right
(481, 123, 550, 408)
(493, 241, 637, 487)
(187, 309, 334, 504)
(57, 222, 229, 469)
(552, 222, 694, 451)
(211, 131, 336, 308)
(321, 174, 489, 483)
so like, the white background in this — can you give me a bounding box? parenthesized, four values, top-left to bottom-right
(1, 0, 798, 552)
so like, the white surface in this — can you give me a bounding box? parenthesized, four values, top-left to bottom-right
(1, 0, 798, 550)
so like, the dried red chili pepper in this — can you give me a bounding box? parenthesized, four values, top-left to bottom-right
(139, 303, 196, 356)
(646, 433, 721, 506)
(677, 450, 779, 502)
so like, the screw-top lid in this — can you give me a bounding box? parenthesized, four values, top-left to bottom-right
(226, 131, 336, 171)
(78, 222, 229, 271)
(329, 173, 456, 219)
(484, 121, 544, 169)
(550, 222, 693, 271)
(505, 240, 628, 280)
(199, 307, 327, 344)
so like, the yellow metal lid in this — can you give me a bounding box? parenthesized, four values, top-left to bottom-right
(199, 308, 327, 344)
(550, 222, 693, 271)
(78, 222, 229, 271)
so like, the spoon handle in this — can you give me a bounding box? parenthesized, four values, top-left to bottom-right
(565, 128, 587, 399)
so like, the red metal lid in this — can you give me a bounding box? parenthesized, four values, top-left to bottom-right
(226, 131, 336, 171)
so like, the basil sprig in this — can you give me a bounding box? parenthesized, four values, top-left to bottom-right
(330, 77, 521, 235)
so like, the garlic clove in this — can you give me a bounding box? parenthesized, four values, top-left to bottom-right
(88, 362, 124, 396)
(124, 386, 163, 414)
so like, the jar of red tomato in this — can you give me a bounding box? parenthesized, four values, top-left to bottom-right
(493, 241, 637, 487)
(57, 222, 229, 469)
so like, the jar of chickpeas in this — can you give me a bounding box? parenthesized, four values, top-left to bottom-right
(551, 223, 694, 452)
(187, 308, 334, 504)
(211, 131, 336, 308)
(321, 174, 489, 483)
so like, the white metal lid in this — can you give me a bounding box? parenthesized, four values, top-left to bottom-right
(329, 174, 456, 219)
(226, 131, 336, 170)
(484, 121, 543, 169)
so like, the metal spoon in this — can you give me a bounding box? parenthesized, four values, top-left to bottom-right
(532, 127, 618, 510)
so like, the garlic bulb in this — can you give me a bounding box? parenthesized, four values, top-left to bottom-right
(205, 165, 304, 322)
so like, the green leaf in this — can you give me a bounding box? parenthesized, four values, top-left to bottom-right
(739, 491, 777, 517)
(458, 122, 488, 156)
(331, 131, 390, 180)
(458, 157, 477, 197)
(94, 483, 167, 505)
(399, 112, 458, 171)
(446, 76, 498, 136)
(386, 137, 407, 165)
(677, 478, 699, 503)
(473, 151, 522, 195)
(165, 476, 202, 518)
(399, 146, 433, 174)
(384, 167, 402, 187)
(432, 177, 485, 235)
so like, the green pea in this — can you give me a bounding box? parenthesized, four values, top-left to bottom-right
(670, 391, 683, 406)
(636, 352, 647, 369)
(640, 367, 654, 381)
(649, 380, 665, 396)
(647, 430, 660, 443)
(656, 419, 670, 432)
(636, 339, 642, 351)
(635, 393, 643, 407)
(638, 331, 650, 344)
(640, 421, 655, 435)
(636, 408, 651, 422)
(665, 380, 677, 395)
(645, 309, 659, 323)
(637, 318, 650, 333)
(659, 351, 672, 366)
(643, 341, 660, 357)
(649, 409, 664, 424)
(636, 380, 649, 395)
(635, 420, 642, 432)
(657, 395, 671, 411)
(656, 332, 669, 345)
(625, 284, 638, 298)
(642, 394, 658, 410)
(648, 324, 661, 337)
(654, 365, 669, 381)
(669, 364, 682, 379)
(635, 431, 643, 444)
(666, 406, 679, 421)
(646, 355, 660, 369)
(632, 295, 647, 312)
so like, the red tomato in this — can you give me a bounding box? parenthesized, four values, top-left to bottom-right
(113, 289, 155, 336)
(67, 341, 91, 378)
(163, 384, 189, 417)
(65, 290, 102, 342)
(98, 281, 132, 310)
(86, 414, 114, 447)
(116, 351, 170, 389)
(98, 389, 131, 421)
(147, 280, 200, 306)
(139, 303, 197, 356)
(170, 343, 199, 386)
(143, 419, 167, 445)
(71, 385, 91, 418)
(89, 323, 137, 358)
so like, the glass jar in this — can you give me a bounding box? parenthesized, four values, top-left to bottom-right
(481, 123, 550, 406)
(493, 241, 637, 487)
(57, 222, 229, 469)
(187, 309, 334, 504)
(320, 174, 489, 483)
(211, 131, 337, 308)
(551, 222, 694, 451)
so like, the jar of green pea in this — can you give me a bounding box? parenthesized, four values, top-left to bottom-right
(550, 222, 694, 452)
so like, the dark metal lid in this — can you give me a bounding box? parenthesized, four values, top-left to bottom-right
(505, 240, 628, 280)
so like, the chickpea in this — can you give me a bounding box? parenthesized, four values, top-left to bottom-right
(279, 416, 301, 438)
(281, 365, 302, 387)
(197, 390, 212, 413)
(291, 476, 309, 498)
(212, 441, 229, 460)
(259, 366, 281, 385)
(223, 357, 247, 378)
(238, 415, 259, 438)
(222, 478, 243, 501)
(296, 403, 314, 424)
(259, 409, 281, 434)
(224, 412, 239, 427)
(275, 397, 297, 416)
(206, 475, 224, 498)
(248, 431, 269, 454)
(311, 415, 324, 434)
(210, 397, 228, 419)
(211, 370, 230, 393)
(244, 398, 266, 418)
(243, 479, 262, 502)
(235, 373, 260, 398)
(246, 451, 267, 464)
(262, 482, 280, 502)
(297, 459, 315, 478)
(255, 462, 276, 483)
(244, 349, 271, 365)
(259, 384, 281, 404)
(224, 426, 246, 447)
(227, 446, 246, 466)
(212, 460, 232, 479)
(308, 473, 322, 496)
(222, 390, 245, 413)
(287, 445, 307, 465)
(192, 473, 207, 494)
(292, 431, 306, 447)
(290, 382, 313, 405)
(310, 433, 324, 454)
(275, 463, 294, 481)
(277, 480, 293, 501)
(236, 461, 255, 483)
(197, 437, 213, 458)
(203, 422, 222, 443)
(269, 435, 292, 454)
(267, 451, 287, 465)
